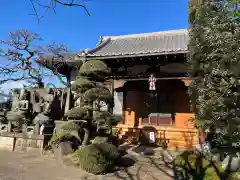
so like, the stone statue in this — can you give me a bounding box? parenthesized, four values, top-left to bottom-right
(10, 88, 29, 113)
(33, 91, 54, 135)
(4, 87, 67, 134)
(33, 98, 52, 125)
(6, 89, 30, 131)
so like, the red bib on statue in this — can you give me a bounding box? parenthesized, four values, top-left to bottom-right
(149, 80, 156, 90)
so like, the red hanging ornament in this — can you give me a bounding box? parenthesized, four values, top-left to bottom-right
(149, 74, 156, 91)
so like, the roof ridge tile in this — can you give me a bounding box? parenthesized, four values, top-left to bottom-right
(102, 29, 187, 41)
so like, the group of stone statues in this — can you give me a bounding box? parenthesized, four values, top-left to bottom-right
(0, 88, 66, 135)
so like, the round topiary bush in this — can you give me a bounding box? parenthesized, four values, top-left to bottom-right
(71, 143, 119, 174)
(67, 106, 89, 120)
(175, 151, 225, 180)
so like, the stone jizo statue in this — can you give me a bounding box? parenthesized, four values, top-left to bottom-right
(33, 92, 55, 135)
(7, 88, 29, 120)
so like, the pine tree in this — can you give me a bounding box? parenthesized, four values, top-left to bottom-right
(188, 0, 240, 147)
(66, 60, 120, 145)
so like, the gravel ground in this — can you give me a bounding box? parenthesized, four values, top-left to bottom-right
(0, 149, 174, 180)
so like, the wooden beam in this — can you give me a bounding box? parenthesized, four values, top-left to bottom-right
(85, 51, 187, 60)
(109, 76, 195, 81)
(128, 77, 195, 81)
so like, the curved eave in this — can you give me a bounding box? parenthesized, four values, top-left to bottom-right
(86, 38, 111, 54)
(35, 54, 84, 76)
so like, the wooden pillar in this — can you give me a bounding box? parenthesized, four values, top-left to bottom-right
(104, 80, 113, 113)
(64, 69, 72, 116)
(124, 91, 137, 127)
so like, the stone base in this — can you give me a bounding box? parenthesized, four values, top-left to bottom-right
(53, 141, 73, 163)
(0, 136, 15, 151)
(0, 132, 46, 153)
(15, 137, 44, 152)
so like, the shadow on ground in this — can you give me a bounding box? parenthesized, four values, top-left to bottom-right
(111, 144, 176, 180)
(113, 144, 237, 180)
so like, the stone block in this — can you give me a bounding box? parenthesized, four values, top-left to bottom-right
(141, 148, 155, 156)
(34, 123, 40, 135)
(54, 120, 65, 134)
(14, 137, 44, 152)
(59, 141, 73, 155)
(54, 141, 73, 161)
(0, 136, 14, 151)
(222, 153, 240, 172)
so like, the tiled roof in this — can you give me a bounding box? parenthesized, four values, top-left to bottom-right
(86, 29, 188, 57)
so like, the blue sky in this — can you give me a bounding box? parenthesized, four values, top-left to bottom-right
(0, 0, 188, 90)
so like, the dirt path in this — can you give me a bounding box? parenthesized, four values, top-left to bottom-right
(0, 150, 173, 180)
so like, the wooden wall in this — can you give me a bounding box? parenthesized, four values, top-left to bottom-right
(115, 126, 198, 149)
(113, 78, 199, 149)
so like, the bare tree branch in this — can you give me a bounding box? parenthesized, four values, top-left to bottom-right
(28, 0, 90, 22)
(37, 41, 72, 87)
(55, 0, 90, 15)
(0, 29, 70, 88)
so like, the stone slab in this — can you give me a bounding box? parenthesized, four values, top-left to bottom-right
(15, 138, 43, 152)
(53, 141, 73, 163)
(58, 141, 73, 156)
(222, 154, 240, 172)
(0, 136, 14, 151)
(0, 135, 45, 152)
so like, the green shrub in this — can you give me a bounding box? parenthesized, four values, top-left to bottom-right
(71, 143, 119, 174)
(61, 121, 80, 131)
(92, 136, 109, 144)
(95, 142, 120, 161)
(228, 172, 240, 180)
(50, 132, 72, 146)
(175, 151, 225, 180)
(108, 135, 120, 147)
(92, 135, 119, 147)
(67, 106, 89, 120)
(111, 128, 118, 136)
